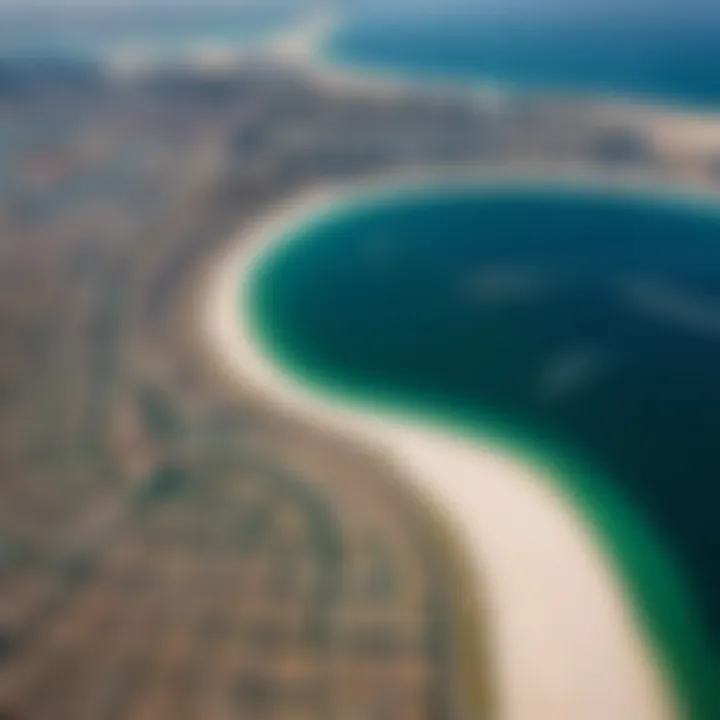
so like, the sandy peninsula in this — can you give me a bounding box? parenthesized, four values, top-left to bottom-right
(202, 171, 678, 720)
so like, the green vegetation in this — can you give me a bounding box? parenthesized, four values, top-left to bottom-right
(137, 464, 189, 505)
(137, 385, 181, 441)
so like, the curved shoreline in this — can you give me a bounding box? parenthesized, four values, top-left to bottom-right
(197, 167, 720, 719)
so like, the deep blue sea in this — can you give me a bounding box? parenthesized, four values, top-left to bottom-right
(249, 184, 720, 718)
(328, 8, 720, 107)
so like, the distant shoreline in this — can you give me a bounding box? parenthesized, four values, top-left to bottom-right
(200, 166, 716, 719)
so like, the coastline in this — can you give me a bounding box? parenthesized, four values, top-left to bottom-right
(107, 8, 720, 159)
(264, 10, 720, 165)
(286, 11, 720, 116)
(263, 12, 509, 106)
(200, 168, 709, 720)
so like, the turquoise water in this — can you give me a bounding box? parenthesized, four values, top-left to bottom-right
(248, 183, 720, 718)
(328, 9, 720, 107)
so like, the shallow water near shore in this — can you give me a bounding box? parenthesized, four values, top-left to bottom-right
(247, 182, 720, 717)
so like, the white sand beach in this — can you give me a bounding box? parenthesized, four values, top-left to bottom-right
(202, 175, 677, 720)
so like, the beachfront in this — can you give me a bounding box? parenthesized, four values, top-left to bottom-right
(202, 173, 679, 720)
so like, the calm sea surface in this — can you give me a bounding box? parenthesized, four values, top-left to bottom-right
(328, 9, 720, 107)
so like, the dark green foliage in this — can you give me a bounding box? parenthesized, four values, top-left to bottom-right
(137, 465, 189, 505)
(137, 386, 180, 441)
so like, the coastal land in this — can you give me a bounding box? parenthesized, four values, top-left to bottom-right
(0, 24, 719, 719)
